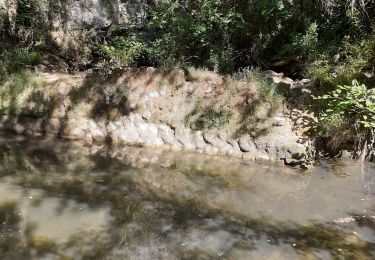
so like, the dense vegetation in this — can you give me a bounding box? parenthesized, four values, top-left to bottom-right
(0, 0, 374, 159)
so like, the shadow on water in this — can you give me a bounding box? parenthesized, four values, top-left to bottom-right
(0, 134, 374, 259)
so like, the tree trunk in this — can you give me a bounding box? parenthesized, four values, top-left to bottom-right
(4, 0, 17, 36)
(8, 0, 17, 35)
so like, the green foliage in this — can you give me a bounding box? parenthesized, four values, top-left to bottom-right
(99, 37, 146, 69)
(233, 67, 284, 110)
(3, 48, 40, 66)
(149, 0, 243, 72)
(0, 7, 4, 36)
(306, 29, 375, 87)
(14, 0, 48, 46)
(313, 83, 375, 133)
(0, 48, 41, 75)
(232, 67, 284, 137)
(312, 81, 375, 158)
(1, 0, 373, 80)
(142, 0, 374, 77)
(0, 61, 7, 79)
(185, 105, 230, 131)
(0, 70, 49, 117)
(289, 22, 319, 57)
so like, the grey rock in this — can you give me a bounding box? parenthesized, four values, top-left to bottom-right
(225, 138, 242, 155)
(202, 132, 235, 155)
(45, 118, 61, 136)
(158, 125, 176, 145)
(119, 127, 139, 143)
(238, 135, 257, 153)
(203, 132, 218, 145)
(108, 121, 124, 143)
(138, 123, 156, 140)
(91, 128, 107, 142)
(194, 131, 206, 150)
(176, 129, 195, 150)
(272, 116, 287, 127)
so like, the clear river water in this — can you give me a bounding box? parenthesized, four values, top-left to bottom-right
(0, 134, 374, 259)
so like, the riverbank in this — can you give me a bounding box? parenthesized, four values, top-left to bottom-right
(0, 68, 313, 167)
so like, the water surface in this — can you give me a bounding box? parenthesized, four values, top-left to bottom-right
(0, 134, 374, 259)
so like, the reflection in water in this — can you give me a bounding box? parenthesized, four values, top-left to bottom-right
(0, 134, 374, 259)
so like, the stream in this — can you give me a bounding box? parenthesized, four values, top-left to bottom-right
(0, 134, 374, 259)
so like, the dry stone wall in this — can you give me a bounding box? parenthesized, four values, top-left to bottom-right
(0, 68, 313, 167)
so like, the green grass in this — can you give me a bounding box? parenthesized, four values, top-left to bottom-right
(0, 70, 49, 117)
(185, 103, 231, 131)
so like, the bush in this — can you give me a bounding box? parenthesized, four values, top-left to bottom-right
(149, 0, 243, 73)
(232, 67, 284, 109)
(99, 37, 146, 69)
(183, 67, 284, 136)
(14, 0, 49, 46)
(313, 82, 375, 159)
(185, 105, 230, 131)
(0, 48, 41, 74)
(306, 30, 375, 87)
(5, 49, 40, 65)
(314, 83, 375, 129)
(0, 70, 48, 117)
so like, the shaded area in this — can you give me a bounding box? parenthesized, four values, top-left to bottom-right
(69, 72, 133, 120)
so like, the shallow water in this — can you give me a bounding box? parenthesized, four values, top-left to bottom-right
(0, 134, 374, 259)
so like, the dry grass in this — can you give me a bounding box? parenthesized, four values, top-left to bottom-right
(183, 67, 285, 136)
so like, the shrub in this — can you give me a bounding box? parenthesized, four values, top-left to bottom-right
(306, 30, 375, 87)
(232, 67, 284, 110)
(98, 37, 146, 70)
(0, 70, 48, 117)
(185, 105, 230, 131)
(0, 60, 7, 79)
(149, 0, 243, 73)
(5, 48, 41, 66)
(313, 82, 375, 159)
(0, 48, 41, 75)
(0, 48, 41, 65)
(314, 83, 375, 129)
(184, 67, 284, 136)
(232, 67, 285, 137)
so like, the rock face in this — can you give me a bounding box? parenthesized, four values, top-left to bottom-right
(50, 0, 149, 50)
(1, 0, 149, 49)
(0, 68, 314, 167)
(49, 0, 148, 30)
